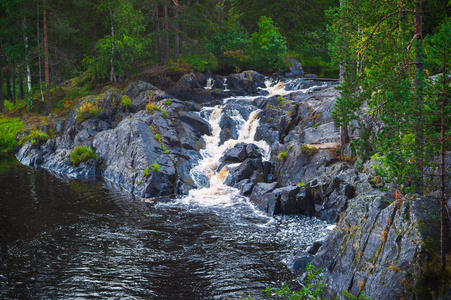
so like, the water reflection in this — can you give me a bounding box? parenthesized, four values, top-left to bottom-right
(0, 156, 329, 299)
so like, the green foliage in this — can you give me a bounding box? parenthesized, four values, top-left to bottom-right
(162, 111, 167, 119)
(122, 95, 132, 108)
(151, 163, 161, 172)
(329, 1, 451, 193)
(83, 0, 148, 81)
(206, 24, 250, 70)
(163, 100, 172, 106)
(146, 103, 161, 113)
(4, 100, 27, 113)
(0, 117, 24, 153)
(154, 133, 167, 154)
(249, 16, 288, 71)
(143, 166, 149, 177)
(245, 264, 372, 300)
(19, 130, 50, 146)
(297, 181, 306, 187)
(278, 152, 288, 160)
(180, 53, 219, 72)
(76, 100, 103, 122)
(70, 146, 97, 165)
(300, 144, 319, 156)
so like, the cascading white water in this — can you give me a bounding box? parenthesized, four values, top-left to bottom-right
(205, 77, 214, 89)
(183, 105, 269, 206)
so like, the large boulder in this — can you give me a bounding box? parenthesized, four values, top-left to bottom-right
(226, 71, 266, 95)
(308, 190, 445, 300)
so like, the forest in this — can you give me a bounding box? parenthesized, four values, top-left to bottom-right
(1, 0, 451, 298)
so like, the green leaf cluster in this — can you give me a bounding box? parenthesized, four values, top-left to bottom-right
(0, 117, 24, 153)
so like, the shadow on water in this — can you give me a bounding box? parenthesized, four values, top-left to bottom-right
(0, 155, 329, 299)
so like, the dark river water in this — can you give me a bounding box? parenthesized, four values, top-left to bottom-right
(0, 155, 330, 299)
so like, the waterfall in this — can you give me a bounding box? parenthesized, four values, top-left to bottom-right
(185, 105, 269, 206)
(205, 77, 214, 89)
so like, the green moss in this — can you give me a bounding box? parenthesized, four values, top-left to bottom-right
(151, 163, 161, 172)
(143, 166, 150, 177)
(70, 146, 97, 165)
(300, 144, 319, 156)
(278, 152, 288, 160)
(19, 129, 50, 146)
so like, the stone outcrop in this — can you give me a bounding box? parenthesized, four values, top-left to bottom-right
(309, 191, 444, 300)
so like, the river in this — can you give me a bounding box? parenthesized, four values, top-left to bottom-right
(1, 77, 332, 299)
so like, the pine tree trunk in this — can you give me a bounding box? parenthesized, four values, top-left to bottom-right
(414, 0, 424, 194)
(0, 73, 4, 113)
(37, 0, 44, 103)
(164, 5, 169, 65)
(19, 72, 24, 100)
(12, 61, 16, 106)
(155, 4, 163, 65)
(23, 17, 32, 108)
(440, 48, 447, 273)
(110, 9, 116, 83)
(44, 0, 51, 115)
(339, 0, 349, 154)
(173, 0, 180, 61)
(5, 73, 12, 100)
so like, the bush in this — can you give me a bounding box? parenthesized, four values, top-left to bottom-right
(76, 100, 103, 122)
(162, 100, 172, 106)
(19, 129, 50, 146)
(151, 163, 161, 172)
(146, 102, 161, 113)
(300, 144, 319, 156)
(278, 152, 288, 160)
(0, 117, 24, 153)
(70, 146, 97, 165)
(180, 53, 219, 72)
(249, 16, 288, 71)
(122, 95, 132, 108)
(206, 24, 249, 70)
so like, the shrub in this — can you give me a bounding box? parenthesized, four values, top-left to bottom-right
(143, 166, 150, 177)
(151, 163, 161, 172)
(162, 111, 167, 118)
(249, 16, 288, 71)
(278, 152, 288, 160)
(19, 129, 50, 146)
(146, 102, 162, 113)
(122, 95, 132, 108)
(0, 117, 24, 153)
(162, 100, 172, 106)
(76, 100, 102, 122)
(180, 53, 219, 72)
(300, 144, 319, 156)
(70, 146, 97, 165)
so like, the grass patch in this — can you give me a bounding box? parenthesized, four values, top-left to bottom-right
(154, 133, 167, 154)
(151, 163, 161, 172)
(278, 152, 288, 160)
(0, 117, 24, 153)
(19, 129, 49, 146)
(76, 100, 103, 122)
(143, 166, 150, 177)
(163, 100, 172, 106)
(300, 144, 319, 156)
(122, 95, 132, 108)
(70, 146, 97, 165)
(146, 102, 162, 113)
